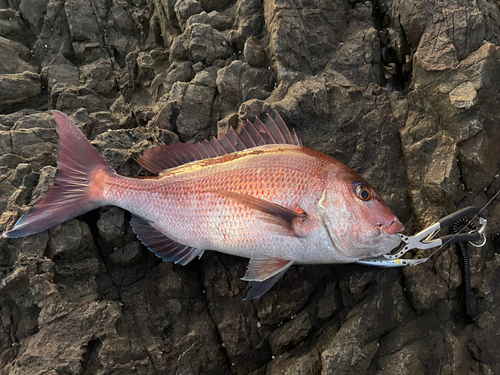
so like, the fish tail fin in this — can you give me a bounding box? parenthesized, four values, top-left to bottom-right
(3, 111, 115, 238)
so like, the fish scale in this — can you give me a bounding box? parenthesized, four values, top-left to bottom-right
(103, 145, 324, 261)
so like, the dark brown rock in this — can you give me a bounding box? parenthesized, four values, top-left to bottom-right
(243, 36, 267, 67)
(216, 60, 273, 119)
(1, 0, 500, 374)
(174, 0, 202, 27)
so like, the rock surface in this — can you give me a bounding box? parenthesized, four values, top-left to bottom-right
(0, 0, 500, 374)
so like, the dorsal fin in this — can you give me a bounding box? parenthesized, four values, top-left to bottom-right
(137, 111, 301, 174)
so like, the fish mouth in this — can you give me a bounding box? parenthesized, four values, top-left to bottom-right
(379, 220, 405, 235)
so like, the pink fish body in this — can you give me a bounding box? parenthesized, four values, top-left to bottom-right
(3, 111, 403, 299)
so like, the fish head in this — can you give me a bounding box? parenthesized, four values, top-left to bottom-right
(317, 167, 404, 260)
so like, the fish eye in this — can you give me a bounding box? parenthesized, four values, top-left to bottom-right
(355, 184, 372, 201)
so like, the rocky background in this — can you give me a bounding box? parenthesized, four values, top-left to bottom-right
(0, 0, 499, 374)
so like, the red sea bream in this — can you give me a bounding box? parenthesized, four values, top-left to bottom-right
(3, 111, 404, 299)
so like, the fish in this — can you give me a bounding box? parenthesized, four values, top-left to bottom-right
(3, 111, 404, 299)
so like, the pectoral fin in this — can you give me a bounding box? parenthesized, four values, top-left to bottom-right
(242, 255, 293, 300)
(210, 190, 309, 236)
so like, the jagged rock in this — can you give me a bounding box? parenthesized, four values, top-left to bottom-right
(264, 0, 346, 74)
(216, 112, 238, 136)
(104, 2, 141, 57)
(208, 10, 233, 31)
(97, 207, 126, 247)
(0, 71, 41, 105)
(109, 241, 144, 267)
(170, 22, 233, 64)
(229, 0, 264, 48)
(151, 61, 194, 99)
(216, 60, 273, 118)
(164, 81, 216, 140)
(47, 219, 95, 260)
(80, 59, 117, 95)
(41, 64, 80, 94)
(64, 0, 102, 61)
(1, 0, 500, 374)
(186, 11, 211, 28)
(243, 36, 267, 67)
(266, 349, 321, 375)
(174, 0, 202, 28)
(0, 9, 24, 43)
(269, 310, 313, 355)
(199, 0, 231, 13)
(10, 120, 57, 170)
(324, 2, 381, 87)
(30, 166, 56, 205)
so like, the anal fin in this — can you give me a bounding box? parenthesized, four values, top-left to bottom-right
(130, 216, 203, 265)
(242, 254, 293, 300)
